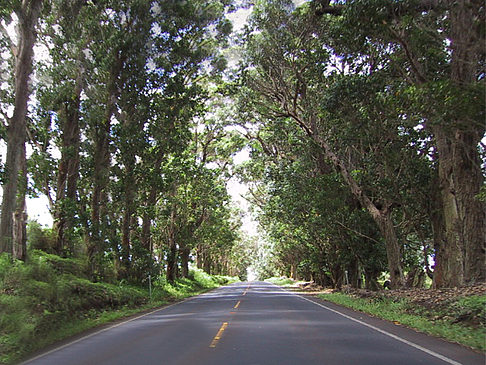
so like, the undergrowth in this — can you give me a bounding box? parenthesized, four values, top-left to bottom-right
(0, 251, 237, 364)
(319, 292, 486, 351)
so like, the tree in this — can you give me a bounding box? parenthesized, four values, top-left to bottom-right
(313, 0, 485, 287)
(238, 0, 410, 286)
(0, 0, 44, 259)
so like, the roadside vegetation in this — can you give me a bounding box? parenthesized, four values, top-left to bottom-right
(0, 250, 237, 365)
(319, 290, 485, 352)
(264, 277, 299, 286)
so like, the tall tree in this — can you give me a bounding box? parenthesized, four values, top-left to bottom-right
(313, 0, 485, 287)
(0, 0, 43, 258)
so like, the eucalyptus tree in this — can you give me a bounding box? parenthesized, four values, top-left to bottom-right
(29, 0, 99, 256)
(0, 0, 44, 259)
(313, 0, 485, 287)
(24, 0, 235, 281)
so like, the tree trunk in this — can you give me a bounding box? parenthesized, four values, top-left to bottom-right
(364, 269, 380, 291)
(347, 257, 360, 288)
(375, 208, 404, 288)
(196, 244, 203, 269)
(121, 206, 132, 271)
(203, 251, 211, 274)
(449, 1, 485, 284)
(314, 135, 405, 288)
(166, 237, 178, 282)
(431, 127, 465, 288)
(54, 66, 82, 255)
(12, 145, 27, 261)
(427, 0, 486, 287)
(290, 261, 298, 280)
(88, 77, 118, 269)
(180, 245, 190, 278)
(141, 187, 157, 251)
(0, 0, 43, 254)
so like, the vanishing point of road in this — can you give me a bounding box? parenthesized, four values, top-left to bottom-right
(22, 281, 484, 365)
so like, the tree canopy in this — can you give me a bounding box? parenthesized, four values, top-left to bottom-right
(0, 0, 483, 289)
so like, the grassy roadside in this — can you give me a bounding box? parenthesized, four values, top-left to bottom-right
(0, 251, 238, 364)
(264, 277, 300, 286)
(318, 292, 485, 352)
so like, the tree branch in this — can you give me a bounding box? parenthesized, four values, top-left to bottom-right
(334, 220, 382, 245)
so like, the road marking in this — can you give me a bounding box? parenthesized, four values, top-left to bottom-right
(279, 286, 462, 365)
(242, 283, 251, 296)
(234, 300, 241, 309)
(209, 322, 228, 348)
(20, 284, 237, 364)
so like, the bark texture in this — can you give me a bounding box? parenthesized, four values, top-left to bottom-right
(431, 0, 485, 286)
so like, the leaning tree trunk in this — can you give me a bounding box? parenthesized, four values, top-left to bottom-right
(314, 134, 405, 288)
(0, 0, 43, 255)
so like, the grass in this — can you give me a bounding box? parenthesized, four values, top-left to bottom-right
(319, 292, 486, 351)
(265, 277, 300, 286)
(0, 251, 238, 364)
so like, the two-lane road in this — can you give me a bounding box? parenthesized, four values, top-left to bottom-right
(23, 282, 484, 365)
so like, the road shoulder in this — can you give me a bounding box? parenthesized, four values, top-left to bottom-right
(285, 287, 485, 365)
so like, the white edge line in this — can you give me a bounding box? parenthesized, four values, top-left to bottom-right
(21, 284, 232, 364)
(272, 284, 462, 365)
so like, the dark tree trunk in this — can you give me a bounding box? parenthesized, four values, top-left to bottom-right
(364, 269, 381, 291)
(347, 257, 360, 288)
(180, 245, 190, 278)
(166, 237, 178, 282)
(0, 0, 43, 254)
(196, 244, 203, 269)
(203, 251, 211, 274)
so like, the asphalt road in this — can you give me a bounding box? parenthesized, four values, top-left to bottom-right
(22, 281, 484, 365)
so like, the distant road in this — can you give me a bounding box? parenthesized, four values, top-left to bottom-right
(22, 281, 484, 365)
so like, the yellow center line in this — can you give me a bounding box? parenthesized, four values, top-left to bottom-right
(209, 322, 228, 348)
(242, 283, 251, 296)
(234, 300, 241, 309)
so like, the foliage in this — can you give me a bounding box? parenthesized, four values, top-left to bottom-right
(233, 0, 484, 288)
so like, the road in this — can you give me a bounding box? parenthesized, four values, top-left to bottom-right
(22, 281, 484, 365)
